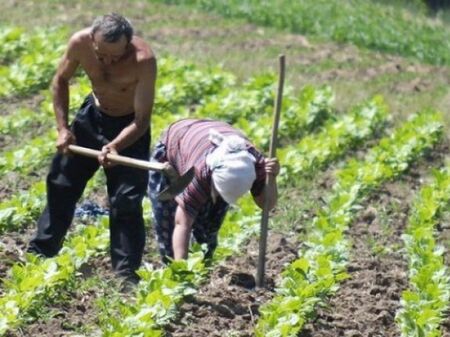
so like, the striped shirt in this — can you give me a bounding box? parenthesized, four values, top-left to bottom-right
(160, 119, 266, 217)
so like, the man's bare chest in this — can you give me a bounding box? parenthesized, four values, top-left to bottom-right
(81, 58, 138, 88)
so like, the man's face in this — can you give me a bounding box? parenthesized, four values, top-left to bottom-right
(92, 31, 129, 66)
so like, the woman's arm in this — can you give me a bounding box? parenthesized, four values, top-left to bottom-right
(172, 205, 195, 260)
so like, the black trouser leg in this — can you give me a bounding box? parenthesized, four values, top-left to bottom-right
(28, 153, 99, 256)
(105, 164, 148, 277)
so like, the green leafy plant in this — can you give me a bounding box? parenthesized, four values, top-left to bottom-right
(256, 111, 443, 336)
(0, 217, 109, 335)
(396, 166, 450, 337)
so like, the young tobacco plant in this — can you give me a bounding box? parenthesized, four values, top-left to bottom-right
(279, 95, 388, 184)
(193, 74, 334, 149)
(0, 28, 68, 98)
(396, 166, 450, 337)
(255, 111, 444, 337)
(0, 217, 109, 335)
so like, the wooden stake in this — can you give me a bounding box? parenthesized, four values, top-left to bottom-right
(256, 54, 285, 288)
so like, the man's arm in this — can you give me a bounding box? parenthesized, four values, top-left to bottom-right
(104, 57, 157, 154)
(253, 157, 280, 210)
(52, 35, 80, 153)
(172, 205, 195, 260)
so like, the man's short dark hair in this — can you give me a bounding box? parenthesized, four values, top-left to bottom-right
(92, 13, 133, 43)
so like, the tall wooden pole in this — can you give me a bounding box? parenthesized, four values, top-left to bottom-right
(256, 54, 285, 288)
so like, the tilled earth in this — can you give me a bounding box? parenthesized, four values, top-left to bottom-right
(163, 144, 449, 337)
(1, 224, 298, 337)
(300, 184, 411, 337)
(165, 232, 299, 337)
(299, 145, 448, 337)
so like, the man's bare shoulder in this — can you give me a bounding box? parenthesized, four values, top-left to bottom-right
(66, 28, 92, 57)
(132, 36, 156, 64)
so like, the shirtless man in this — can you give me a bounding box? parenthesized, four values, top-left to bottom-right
(28, 13, 157, 284)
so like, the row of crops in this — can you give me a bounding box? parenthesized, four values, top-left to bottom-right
(0, 26, 449, 337)
(153, 0, 450, 66)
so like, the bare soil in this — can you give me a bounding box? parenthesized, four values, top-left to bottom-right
(298, 143, 448, 337)
(300, 184, 412, 337)
(165, 233, 298, 337)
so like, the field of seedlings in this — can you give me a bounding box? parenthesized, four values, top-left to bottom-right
(0, 1, 450, 337)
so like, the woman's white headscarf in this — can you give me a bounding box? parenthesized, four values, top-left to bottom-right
(206, 129, 256, 205)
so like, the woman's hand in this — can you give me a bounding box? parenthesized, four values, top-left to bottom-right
(264, 157, 280, 177)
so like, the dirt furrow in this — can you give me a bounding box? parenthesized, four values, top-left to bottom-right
(300, 148, 446, 337)
(165, 232, 298, 337)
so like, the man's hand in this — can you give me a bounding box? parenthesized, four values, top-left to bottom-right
(56, 128, 76, 154)
(99, 144, 118, 168)
(264, 157, 280, 177)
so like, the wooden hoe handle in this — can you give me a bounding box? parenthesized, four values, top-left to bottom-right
(68, 144, 166, 171)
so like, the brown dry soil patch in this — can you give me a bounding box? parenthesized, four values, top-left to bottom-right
(165, 232, 298, 337)
(300, 183, 412, 337)
(299, 144, 448, 337)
